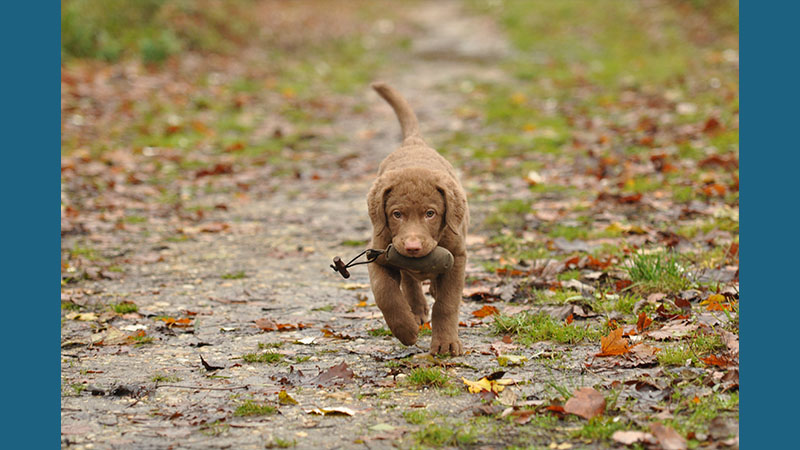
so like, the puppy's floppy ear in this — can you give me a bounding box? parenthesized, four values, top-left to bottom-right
(367, 176, 392, 237)
(437, 178, 467, 236)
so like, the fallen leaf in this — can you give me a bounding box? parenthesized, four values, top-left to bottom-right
(646, 320, 698, 340)
(160, 317, 193, 328)
(462, 372, 515, 394)
(369, 423, 395, 432)
(66, 312, 98, 321)
(611, 430, 654, 445)
(321, 327, 353, 339)
(497, 354, 527, 367)
(596, 328, 631, 356)
(308, 362, 354, 387)
(472, 305, 499, 318)
(649, 422, 687, 450)
(636, 312, 653, 333)
(200, 354, 224, 371)
(564, 387, 606, 420)
(305, 406, 356, 416)
(701, 354, 737, 368)
(278, 390, 298, 405)
(255, 318, 310, 332)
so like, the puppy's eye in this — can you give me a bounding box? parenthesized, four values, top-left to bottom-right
(425, 210, 436, 218)
(392, 211, 402, 219)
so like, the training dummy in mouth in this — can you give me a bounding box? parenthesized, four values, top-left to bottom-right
(330, 244, 454, 279)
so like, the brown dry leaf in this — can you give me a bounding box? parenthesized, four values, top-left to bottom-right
(596, 328, 631, 356)
(160, 317, 193, 328)
(720, 329, 739, 355)
(636, 312, 653, 333)
(646, 320, 698, 340)
(563, 387, 606, 420)
(701, 354, 737, 368)
(629, 343, 660, 358)
(321, 327, 353, 339)
(255, 318, 311, 332)
(649, 422, 687, 450)
(308, 362, 355, 387)
(611, 430, 654, 445)
(472, 305, 499, 318)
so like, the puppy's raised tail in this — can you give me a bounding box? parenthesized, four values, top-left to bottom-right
(372, 82, 422, 144)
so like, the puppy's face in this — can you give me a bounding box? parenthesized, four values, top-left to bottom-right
(384, 182, 445, 258)
(369, 167, 467, 258)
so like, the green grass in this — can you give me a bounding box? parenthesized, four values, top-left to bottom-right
(594, 293, 639, 315)
(657, 345, 695, 367)
(547, 225, 589, 241)
(484, 200, 532, 229)
(199, 419, 229, 436)
(111, 302, 138, 314)
(69, 383, 86, 396)
(132, 335, 155, 347)
(406, 367, 450, 388)
(242, 352, 283, 364)
(368, 327, 393, 337)
(341, 239, 368, 247)
(625, 251, 691, 294)
(62, 0, 257, 63)
(61, 301, 82, 311)
(488, 233, 550, 261)
(221, 271, 246, 280)
(266, 437, 297, 448)
(492, 312, 602, 345)
(151, 374, 181, 383)
(667, 392, 739, 436)
(412, 423, 478, 448)
(533, 289, 584, 304)
(403, 409, 437, 425)
(234, 400, 278, 417)
(557, 269, 581, 281)
(67, 244, 101, 261)
(258, 342, 285, 349)
(571, 417, 629, 441)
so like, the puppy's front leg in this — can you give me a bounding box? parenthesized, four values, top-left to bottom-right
(430, 257, 465, 355)
(401, 272, 429, 326)
(369, 263, 419, 346)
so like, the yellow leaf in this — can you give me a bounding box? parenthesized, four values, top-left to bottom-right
(462, 376, 515, 394)
(497, 354, 527, 367)
(701, 294, 726, 305)
(278, 390, 298, 405)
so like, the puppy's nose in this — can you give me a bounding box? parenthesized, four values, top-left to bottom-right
(404, 238, 422, 254)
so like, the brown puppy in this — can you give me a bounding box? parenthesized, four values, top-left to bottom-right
(367, 82, 469, 355)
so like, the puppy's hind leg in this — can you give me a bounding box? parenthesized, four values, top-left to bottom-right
(401, 272, 429, 326)
(369, 264, 419, 346)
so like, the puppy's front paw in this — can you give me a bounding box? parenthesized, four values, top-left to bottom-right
(430, 335, 463, 356)
(412, 304, 430, 326)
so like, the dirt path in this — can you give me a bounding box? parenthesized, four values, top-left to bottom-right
(62, 2, 527, 448)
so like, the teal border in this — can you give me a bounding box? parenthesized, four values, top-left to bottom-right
(742, 1, 796, 447)
(0, 2, 59, 448)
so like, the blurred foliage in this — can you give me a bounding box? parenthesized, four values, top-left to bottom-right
(61, 0, 257, 63)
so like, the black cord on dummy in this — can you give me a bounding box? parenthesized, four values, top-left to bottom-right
(330, 248, 385, 279)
